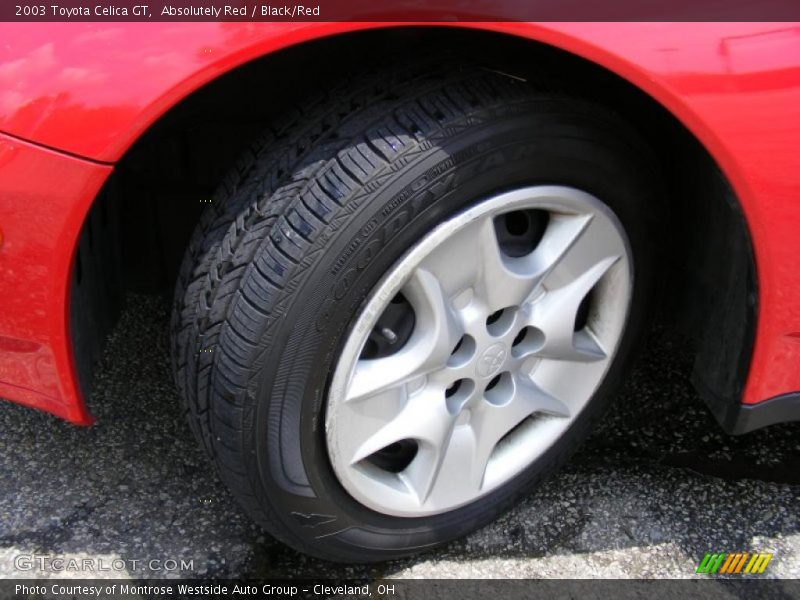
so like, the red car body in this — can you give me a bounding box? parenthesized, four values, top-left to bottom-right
(0, 21, 798, 427)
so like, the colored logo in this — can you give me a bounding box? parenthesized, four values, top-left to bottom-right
(696, 552, 773, 575)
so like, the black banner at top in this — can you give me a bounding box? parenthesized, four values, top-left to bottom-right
(3, 0, 800, 22)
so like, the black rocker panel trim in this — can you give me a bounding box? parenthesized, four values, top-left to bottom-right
(712, 392, 800, 435)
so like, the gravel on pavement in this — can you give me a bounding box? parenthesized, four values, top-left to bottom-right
(1, 294, 798, 580)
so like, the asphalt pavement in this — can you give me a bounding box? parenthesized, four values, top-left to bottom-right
(1, 294, 798, 579)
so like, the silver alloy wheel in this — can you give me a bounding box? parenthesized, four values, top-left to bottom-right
(326, 186, 632, 517)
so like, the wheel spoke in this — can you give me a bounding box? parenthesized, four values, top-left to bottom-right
(409, 425, 481, 505)
(515, 374, 570, 418)
(526, 256, 616, 361)
(537, 213, 624, 292)
(347, 268, 461, 402)
(350, 389, 456, 475)
(469, 375, 569, 489)
(521, 213, 624, 361)
(420, 216, 542, 311)
(472, 217, 541, 310)
(333, 385, 408, 463)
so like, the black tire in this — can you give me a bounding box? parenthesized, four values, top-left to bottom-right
(171, 62, 659, 562)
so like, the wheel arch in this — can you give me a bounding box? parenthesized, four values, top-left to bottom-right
(67, 24, 759, 431)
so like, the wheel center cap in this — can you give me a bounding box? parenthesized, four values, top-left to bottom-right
(476, 343, 507, 378)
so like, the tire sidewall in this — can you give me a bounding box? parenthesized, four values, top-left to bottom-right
(245, 105, 657, 559)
